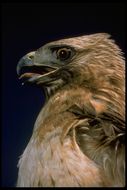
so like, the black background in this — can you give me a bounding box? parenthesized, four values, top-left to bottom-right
(1, 2, 125, 187)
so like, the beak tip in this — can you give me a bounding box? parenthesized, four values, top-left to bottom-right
(16, 51, 35, 76)
(16, 65, 20, 76)
(16, 58, 23, 76)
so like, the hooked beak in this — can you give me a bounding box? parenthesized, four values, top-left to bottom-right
(17, 51, 58, 85)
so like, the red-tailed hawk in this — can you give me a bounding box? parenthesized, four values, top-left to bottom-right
(16, 33, 125, 187)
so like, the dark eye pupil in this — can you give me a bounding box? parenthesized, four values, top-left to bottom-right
(60, 50, 67, 58)
(57, 49, 71, 60)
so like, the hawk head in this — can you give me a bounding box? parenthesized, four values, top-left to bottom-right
(17, 33, 125, 106)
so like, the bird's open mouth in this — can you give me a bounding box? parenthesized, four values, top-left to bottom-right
(19, 65, 57, 84)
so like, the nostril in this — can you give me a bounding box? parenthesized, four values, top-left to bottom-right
(29, 55, 34, 59)
(27, 51, 35, 60)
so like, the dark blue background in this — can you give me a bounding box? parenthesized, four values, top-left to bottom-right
(1, 2, 125, 187)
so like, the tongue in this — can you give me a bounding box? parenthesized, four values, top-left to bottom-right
(19, 73, 41, 79)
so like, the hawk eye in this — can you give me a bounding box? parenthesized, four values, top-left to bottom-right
(56, 48, 71, 61)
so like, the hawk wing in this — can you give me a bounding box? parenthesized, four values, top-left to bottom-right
(68, 102, 125, 186)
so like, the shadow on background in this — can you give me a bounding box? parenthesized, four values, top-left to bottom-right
(1, 2, 125, 187)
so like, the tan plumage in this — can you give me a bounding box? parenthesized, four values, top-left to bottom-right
(16, 33, 125, 187)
